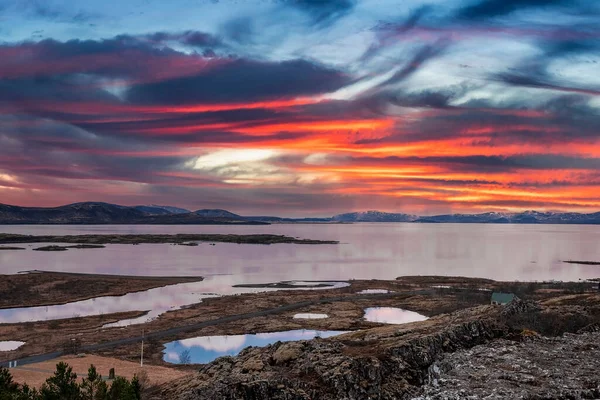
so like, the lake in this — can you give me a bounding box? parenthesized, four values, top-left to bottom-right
(1, 224, 599, 283)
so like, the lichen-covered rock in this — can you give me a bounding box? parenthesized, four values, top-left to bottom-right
(415, 332, 600, 400)
(272, 342, 304, 365)
(241, 357, 265, 372)
(577, 322, 600, 333)
(501, 298, 540, 316)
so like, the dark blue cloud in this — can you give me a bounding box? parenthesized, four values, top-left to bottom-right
(288, 0, 356, 23)
(457, 0, 573, 19)
(126, 58, 350, 105)
(352, 154, 600, 172)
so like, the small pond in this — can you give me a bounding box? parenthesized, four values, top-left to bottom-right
(358, 289, 391, 294)
(0, 341, 25, 351)
(163, 329, 347, 364)
(364, 307, 428, 324)
(293, 313, 328, 319)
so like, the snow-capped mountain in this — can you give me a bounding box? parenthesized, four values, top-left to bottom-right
(419, 211, 600, 224)
(332, 211, 418, 222)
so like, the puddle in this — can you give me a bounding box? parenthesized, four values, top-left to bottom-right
(293, 313, 328, 319)
(288, 281, 349, 288)
(163, 329, 347, 364)
(0, 277, 350, 328)
(0, 341, 25, 351)
(358, 289, 391, 294)
(364, 307, 428, 324)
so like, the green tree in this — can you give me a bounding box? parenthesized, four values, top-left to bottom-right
(94, 381, 108, 400)
(40, 362, 81, 400)
(130, 375, 141, 400)
(0, 367, 18, 394)
(107, 377, 136, 400)
(80, 365, 104, 400)
(13, 384, 41, 400)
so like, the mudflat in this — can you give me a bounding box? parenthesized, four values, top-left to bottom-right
(0, 271, 203, 309)
(0, 233, 338, 245)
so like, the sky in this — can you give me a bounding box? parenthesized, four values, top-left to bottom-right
(0, 0, 599, 216)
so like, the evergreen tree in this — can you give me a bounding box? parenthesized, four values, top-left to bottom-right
(13, 384, 41, 400)
(0, 362, 141, 400)
(40, 362, 81, 400)
(107, 377, 136, 400)
(94, 381, 108, 400)
(80, 365, 104, 400)
(130, 375, 141, 400)
(0, 367, 18, 393)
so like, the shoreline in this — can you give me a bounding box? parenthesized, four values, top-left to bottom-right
(0, 271, 204, 310)
(0, 233, 338, 246)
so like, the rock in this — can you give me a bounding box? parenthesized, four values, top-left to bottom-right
(150, 303, 600, 400)
(415, 332, 600, 399)
(501, 298, 541, 316)
(242, 357, 265, 372)
(272, 342, 303, 365)
(151, 306, 507, 399)
(577, 322, 600, 333)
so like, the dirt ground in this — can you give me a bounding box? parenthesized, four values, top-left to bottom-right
(0, 271, 203, 309)
(8, 354, 192, 388)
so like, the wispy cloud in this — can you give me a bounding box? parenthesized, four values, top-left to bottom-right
(0, 0, 599, 214)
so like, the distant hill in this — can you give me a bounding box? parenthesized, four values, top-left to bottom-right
(195, 209, 242, 219)
(332, 211, 418, 222)
(0, 203, 265, 225)
(417, 212, 511, 223)
(134, 205, 191, 215)
(330, 210, 600, 224)
(193, 209, 330, 223)
(417, 211, 600, 224)
(0, 202, 147, 224)
(1, 203, 600, 224)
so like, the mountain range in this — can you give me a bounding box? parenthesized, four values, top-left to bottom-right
(1, 203, 600, 225)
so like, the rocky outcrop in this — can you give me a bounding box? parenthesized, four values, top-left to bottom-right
(152, 306, 507, 399)
(151, 300, 599, 399)
(500, 298, 540, 316)
(416, 332, 600, 399)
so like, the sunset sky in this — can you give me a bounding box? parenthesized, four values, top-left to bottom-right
(1, 0, 599, 216)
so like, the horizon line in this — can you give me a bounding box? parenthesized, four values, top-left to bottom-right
(1, 201, 599, 218)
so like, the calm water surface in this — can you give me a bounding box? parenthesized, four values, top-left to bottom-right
(0, 280, 346, 325)
(363, 307, 429, 324)
(0, 341, 25, 351)
(163, 329, 347, 364)
(1, 224, 599, 282)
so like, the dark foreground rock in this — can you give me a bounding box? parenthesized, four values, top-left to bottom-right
(415, 332, 600, 400)
(151, 306, 507, 400)
(150, 298, 600, 400)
